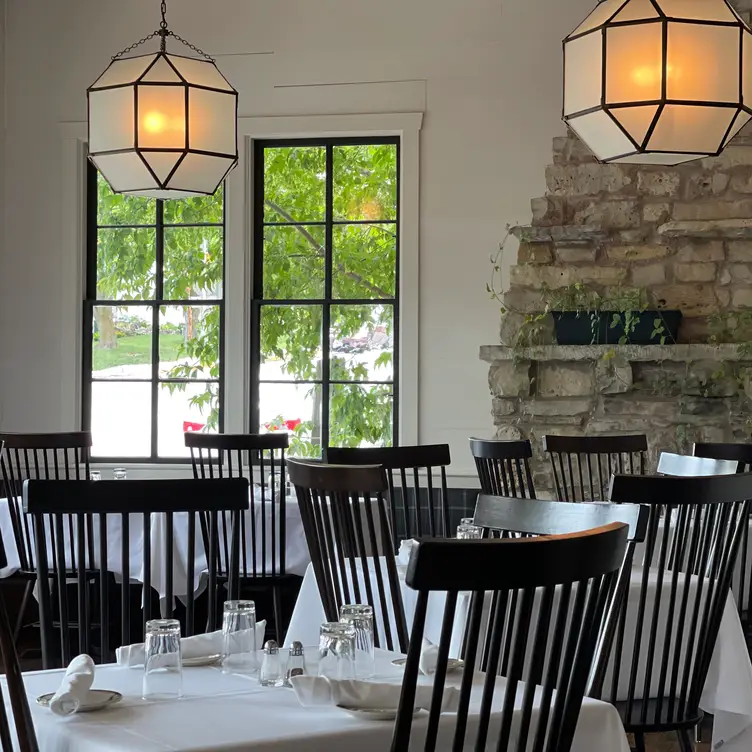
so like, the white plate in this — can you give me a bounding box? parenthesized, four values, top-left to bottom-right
(391, 657, 465, 673)
(183, 654, 222, 667)
(337, 705, 423, 721)
(37, 689, 122, 712)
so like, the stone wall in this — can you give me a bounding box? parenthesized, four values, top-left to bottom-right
(503, 128, 752, 345)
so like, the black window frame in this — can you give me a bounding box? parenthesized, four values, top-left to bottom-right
(82, 161, 226, 463)
(250, 136, 401, 451)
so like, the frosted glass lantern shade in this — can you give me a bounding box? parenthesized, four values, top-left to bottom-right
(88, 52, 238, 198)
(563, 0, 752, 165)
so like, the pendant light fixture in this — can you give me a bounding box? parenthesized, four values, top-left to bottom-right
(87, 0, 238, 198)
(562, 0, 752, 165)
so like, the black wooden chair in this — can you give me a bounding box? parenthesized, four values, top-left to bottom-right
(469, 438, 535, 498)
(391, 525, 630, 752)
(325, 444, 451, 543)
(185, 431, 295, 643)
(0, 431, 92, 645)
(606, 472, 752, 751)
(24, 477, 248, 669)
(288, 459, 409, 653)
(543, 434, 648, 501)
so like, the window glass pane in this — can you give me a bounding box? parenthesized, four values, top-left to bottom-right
(260, 305, 323, 382)
(163, 227, 223, 300)
(329, 384, 393, 448)
(332, 224, 396, 299)
(163, 185, 224, 224)
(333, 144, 397, 221)
(159, 305, 220, 379)
(158, 382, 219, 457)
(259, 383, 322, 458)
(263, 146, 326, 223)
(263, 226, 325, 300)
(91, 381, 152, 457)
(97, 228, 156, 300)
(330, 305, 393, 382)
(92, 305, 152, 379)
(96, 172, 155, 226)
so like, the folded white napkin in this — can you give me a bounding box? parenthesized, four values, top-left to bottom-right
(419, 638, 439, 676)
(116, 620, 266, 667)
(398, 539, 418, 567)
(49, 654, 95, 716)
(291, 674, 459, 712)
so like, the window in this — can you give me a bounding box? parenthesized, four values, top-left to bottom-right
(83, 165, 225, 460)
(252, 138, 400, 456)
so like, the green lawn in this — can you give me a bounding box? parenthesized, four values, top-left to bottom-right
(93, 334, 184, 372)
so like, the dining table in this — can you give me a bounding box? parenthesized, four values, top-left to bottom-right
(10, 648, 630, 751)
(285, 550, 752, 752)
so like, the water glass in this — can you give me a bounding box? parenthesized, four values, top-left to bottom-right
(222, 600, 258, 674)
(89, 470, 102, 481)
(113, 467, 127, 480)
(142, 619, 183, 701)
(340, 604, 375, 679)
(457, 517, 483, 539)
(318, 622, 356, 680)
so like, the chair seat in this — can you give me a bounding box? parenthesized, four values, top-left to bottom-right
(614, 698, 703, 733)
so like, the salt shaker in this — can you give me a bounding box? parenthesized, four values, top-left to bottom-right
(259, 640, 283, 687)
(284, 641, 307, 687)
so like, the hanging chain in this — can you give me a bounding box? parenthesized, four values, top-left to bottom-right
(110, 0, 214, 62)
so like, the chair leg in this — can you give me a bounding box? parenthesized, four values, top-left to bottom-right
(13, 580, 34, 644)
(272, 585, 284, 645)
(632, 733, 646, 752)
(677, 729, 694, 752)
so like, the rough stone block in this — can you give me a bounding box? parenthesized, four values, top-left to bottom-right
(521, 398, 593, 417)
(730, 171, 752, 193)
(684, 172, 730, 200)
(488, 361, 532, 398)
(684, 362, 738, 397)
(536, 362, 595, 398)
(728, 240, 752, 261)
(733, 288, 752, 308)
(674, 262, 717, 283)
(637, 170, 680, 197)
(701, 145, 752, 169)
(545, 164, 632, 196)
(607, 245, 669, 262)
(517, 242, 553, 264)
(531, 196, 565, 226)
(673, 200, 752, 221)
(499, 310, 555, 346)
(595, 356, 633, 394)
(643, 203, 672, 223)
(492, 397, 518, 419)
(718, 288, 731, 306)
(729, 263, 752, 282)
(632, 263, 666, 287)
(602, 398, 678, 418)
(652, 284, 717, 316)
(676, 241, 724, 262)
(719, 267, 732, 285)
(494, 424, 523, 441)
(552, 136, 597, 165)
(509, 265, 573, 289)
(573, 200, 640, 228)
(555, 246, 597, 263)
(679, 398, 729, 417)
(659, 219, 752, 239)
(502, 288, 546, 314)
(578, 266, 629, 285)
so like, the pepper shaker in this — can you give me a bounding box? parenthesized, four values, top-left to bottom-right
(284, 641, 307, 687)
(259, 640, 283, 687)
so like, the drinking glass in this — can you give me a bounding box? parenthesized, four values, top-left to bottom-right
(142, 619, 183, 701)
(318, 622, 356, 680)
(340, 604, 375, 679)
(457, 517, 483, 539)
(89, 470, 102, 481)
(222, 600, 258, 674)
(113, 467, 127, 480)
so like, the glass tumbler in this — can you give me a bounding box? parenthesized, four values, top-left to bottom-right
(142, 619, 183, 701)
(457, 517, 483, 539)
(222, 600, 258, 674)
(89, 470, 102, 481)
(113, 467, 127, 480)
(318, 622, 356, 680)
(340, 604, 375, 679)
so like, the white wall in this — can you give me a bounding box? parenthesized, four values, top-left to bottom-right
(0, 0, 594, 478)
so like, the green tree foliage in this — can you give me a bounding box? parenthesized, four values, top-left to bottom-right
(93, 142, 397, 455)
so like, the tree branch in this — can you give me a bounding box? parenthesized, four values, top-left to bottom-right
(264, 200, 392, 299)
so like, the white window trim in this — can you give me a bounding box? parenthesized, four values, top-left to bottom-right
(60, 112, 423, 465)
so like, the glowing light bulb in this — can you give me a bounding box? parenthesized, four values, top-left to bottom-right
(143, 111, 166, 133)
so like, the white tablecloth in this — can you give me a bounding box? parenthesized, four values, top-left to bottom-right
(286, 559, 752, 751)
(10, 650, 629, 752)
(0, 491, 310, 599)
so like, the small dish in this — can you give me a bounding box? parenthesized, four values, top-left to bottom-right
(183, 654, 222, 667)
(36, 689, 122, 712)
(391, 657, 465, 673)
(337, 705, 423, 721)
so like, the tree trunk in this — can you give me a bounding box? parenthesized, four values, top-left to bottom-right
(95, 308, 117, 349)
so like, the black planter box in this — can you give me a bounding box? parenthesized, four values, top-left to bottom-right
(552, 310, 682, 346)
